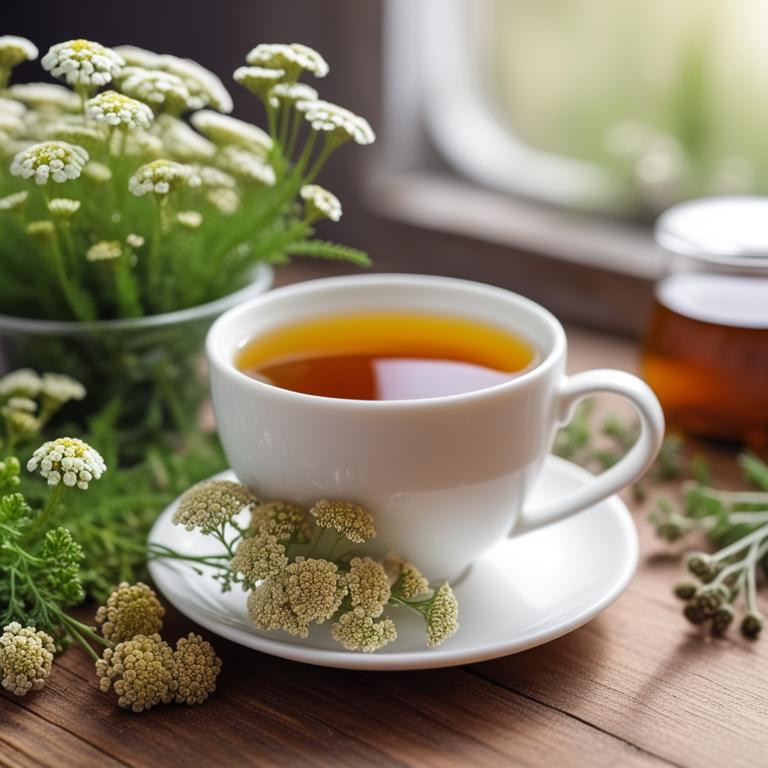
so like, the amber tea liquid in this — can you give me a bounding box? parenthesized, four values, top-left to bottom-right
(641, 273, 768, 445)
(235, 312, 537, 401)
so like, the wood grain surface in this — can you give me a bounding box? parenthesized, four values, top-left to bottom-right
(2, 319, 766, 768)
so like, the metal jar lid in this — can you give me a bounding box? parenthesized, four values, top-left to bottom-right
(655, 196, 768, 272)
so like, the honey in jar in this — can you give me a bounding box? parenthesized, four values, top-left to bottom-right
(641, 197, 768, 446)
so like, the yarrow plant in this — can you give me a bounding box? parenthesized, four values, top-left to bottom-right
(0, 35, 372, 323)
(152, 480, 459, 653)
(0, 377, 222, 710)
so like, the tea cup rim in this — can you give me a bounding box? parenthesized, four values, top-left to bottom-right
(206, 273, 567, 409)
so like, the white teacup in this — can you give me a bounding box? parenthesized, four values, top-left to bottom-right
(207, 274, 664, 582)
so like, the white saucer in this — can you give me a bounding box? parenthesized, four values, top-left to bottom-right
(148, 455, 638, 671)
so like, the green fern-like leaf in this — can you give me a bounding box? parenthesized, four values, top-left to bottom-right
(285, 239, 371, 267)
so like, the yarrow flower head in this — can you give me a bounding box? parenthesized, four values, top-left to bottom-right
(27, 437, 106, 488)
(331, 608, 397, 653)
(176, 210, 203, 229)
(231, 533, 288, 582)
(158, 55, 233, 113)
(0, 191, 29, 213)
(345, 557, 391, 617)
(128, 159, 201, 197)
(300, 99, 375, 145)
(268, 82, 318, 108)
(42, 39, 124, 89)
(86, 90, 153, 130)
(385, 554, 430, 599)
(172, 633, 222, 705)
(86, 241, 122, 262)
(310, 499, 376, 544)
(82, 161, 112, 182)
(47, 197, 81, 218)
(119, 67, 191, 114)
(10, 141, 89, 185)
(248, 500, 309, 542)
(233, 66, 285, 99)
(95, 633, 174, 712)
(94, 581, 165, 642)
(155, 115, 216, 161)
(218, 146, 275, 186)
(246, 43, 329, 79)
(301, 184, 342, 222)
(172, 479, 256, 533)
(426, 584, 459, 647)
(41, 373, 86, 404)
(26, 220, 55, 241)
(0, 623, 55, 696)
(190, 110, 272, 153)
(7, 83, 81, 112)
(0, 368, 41, 398)
(0, 36, 38, 70)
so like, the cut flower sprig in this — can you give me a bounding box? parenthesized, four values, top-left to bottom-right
(0, 36, 372, 323)
(150, 480, 459, 653)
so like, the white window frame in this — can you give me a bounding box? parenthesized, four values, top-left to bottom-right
(369, 0, 662, 280)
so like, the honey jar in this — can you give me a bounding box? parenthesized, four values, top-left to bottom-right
(641, 197, 768, 446)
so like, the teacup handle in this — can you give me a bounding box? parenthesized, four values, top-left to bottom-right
(516, 369, 665, 535)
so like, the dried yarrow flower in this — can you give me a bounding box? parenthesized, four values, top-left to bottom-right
(10, 141, 89, 185)
(172, 479, 255, 533)
(0, 623, 55, 696)
(426, 584, 459, 647)
(230, 533, 288, 582)
(42, 39, 124, 89)
(345, 557, 391, 617)
(172, 633, 222, 705)
(27, 436, 106, 489)
(95, 633, 174, 712)
(86, 90, 153, 130)
(283, 558, 347, 625)
(248, 500, 309, 542)
(309, 499, 375, 544)
(95, 581, 165, 642)
(301, 184, 341, 222)
(128, 159, 201, 197)
(331, 608, 397, 653)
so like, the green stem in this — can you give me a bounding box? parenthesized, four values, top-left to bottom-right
(711, 523, 768, 563)
(685, 483, 768, 506)
(26, 484, 64, 542)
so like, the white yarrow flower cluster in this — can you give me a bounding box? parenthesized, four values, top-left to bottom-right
(27, 436, 106, 488)
(301, 184, 341, 222)
(190, 110, 272, 153)
(0, 36, 38, 69)
(86, 90, 153, 130)
(176, 210, 202, 229)
(155, 116, 216, 161)
(119, 67, 190, 113)
(41, 39, 124, 88)
(128, 159, 201, 196)
(159, 55, 233, 113)
(268, 82, 318, 108)
(10, 141, 89, 185)
(0, 191, 29, 213)
(246, 43, 328, 78)
(233, 66, 285, 98)
(299, 100, 375, 145)
(7, 83, 81, 112)
(86, 240, 122, 262)
(41, 373, 86, 403)
(47, 198, 81, 217)
(219, 146, 275, 185)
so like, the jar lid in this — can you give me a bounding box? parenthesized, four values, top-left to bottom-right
(655, 196, 768, 270)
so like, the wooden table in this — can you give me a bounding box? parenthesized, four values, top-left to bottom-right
(2, 326, 766, 768)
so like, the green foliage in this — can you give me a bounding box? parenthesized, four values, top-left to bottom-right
(0, 40, 373, 323)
